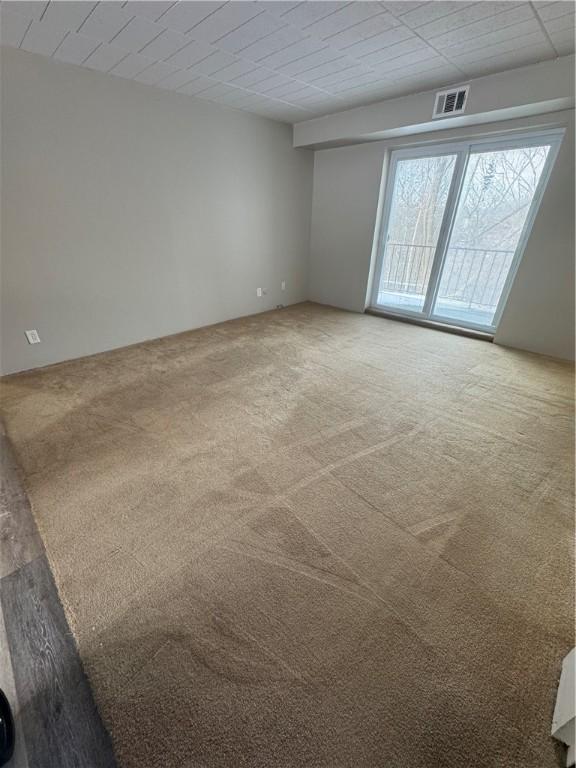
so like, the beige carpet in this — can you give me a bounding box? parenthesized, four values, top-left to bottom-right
(1, 302, 573, 768)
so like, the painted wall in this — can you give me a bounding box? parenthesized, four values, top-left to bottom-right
(309, 111, 575, 360)
(294, 55, 575, 148)
(0, 47, 313, 375)
(495, 114, 575, 360)
(309, 142, 384, 313)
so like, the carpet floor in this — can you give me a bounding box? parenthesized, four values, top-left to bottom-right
(1, 302, 573, 768)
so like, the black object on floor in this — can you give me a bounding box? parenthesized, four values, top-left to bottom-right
(0, 427, 117, 768)
(0, 688, 15, 767)
(1, 556, 117, 768)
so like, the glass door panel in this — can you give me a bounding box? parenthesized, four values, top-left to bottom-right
(376, 153, 456, 314)
(431, 145, 551, 328)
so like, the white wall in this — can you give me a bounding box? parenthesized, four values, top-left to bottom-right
(309, 112, 575, 360)
(495, 114, 575, 360)
(309, 142, 384, 313)
(0, 47, 313, 375)
(1, 48, 573, 372)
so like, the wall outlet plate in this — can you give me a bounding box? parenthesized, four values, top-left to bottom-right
(256, 288, 262, 297)
(281, 281, 286, 291)
(25, 329, 41, 344)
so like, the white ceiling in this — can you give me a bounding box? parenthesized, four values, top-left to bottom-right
(1, 1, 574, 123)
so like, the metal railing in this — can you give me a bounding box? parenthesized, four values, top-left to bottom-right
(379, 242, 515, 311)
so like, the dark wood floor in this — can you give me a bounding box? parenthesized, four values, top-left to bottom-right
(0, 427, 117, 768)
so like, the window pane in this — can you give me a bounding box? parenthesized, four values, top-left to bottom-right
(433, 145, 550, 328)
(377, 154, 456, 313)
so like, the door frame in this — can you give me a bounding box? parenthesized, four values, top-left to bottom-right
(369, 128, 565, 333)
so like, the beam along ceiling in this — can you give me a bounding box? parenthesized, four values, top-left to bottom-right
(1, 1, 574, 124)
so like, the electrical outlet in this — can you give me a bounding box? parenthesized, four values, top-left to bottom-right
(25, 329, 41, 345)
(281, 281, 286, 291)
(257, 287, 262, 297)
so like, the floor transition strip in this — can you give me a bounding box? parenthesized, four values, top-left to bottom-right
(0, 426, 117, 768)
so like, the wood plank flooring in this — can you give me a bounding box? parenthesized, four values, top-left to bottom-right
(0, 427, 117, 767)
(0, 603, 29, 768)
(0, 431, 43, 580)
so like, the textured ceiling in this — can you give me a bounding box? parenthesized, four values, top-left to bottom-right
(1, 1, 574, 123)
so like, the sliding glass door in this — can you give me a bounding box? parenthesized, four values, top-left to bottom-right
(372, 132, 562, 332)
(376, 152, 457, 313)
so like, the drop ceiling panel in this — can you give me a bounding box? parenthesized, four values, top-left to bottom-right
(326, 12, 400, 51)
(214, 11, 285, 54)
(249, 73, 296, 93)
(449, 30, 553, 64)
(299, 57, 360, 83)
(263, 2, 301, 18)
(342, 25, 414, 57)
(196, 80, 242, 100)
(413, 2, 521, 39)
(139, 28, 188, 60)
(186, 49, 237, 76)
(124, 1, 176, 23)
(209, 85, 261, 104)
(209, 57, 258, 80)
(229, 66, 277, 88)
(165, 37, 214, 68)
(1, 1, 573, 124)
(155, 66, 197, 89)
(110, 52, 154, 78)
(460, 43, 554, 76)
(83, 42, 128, 72)
(238, 24, 306, 62)
(0, 7, 29, 46)
(53, 31, 101, 64)
(110, 16, 163, 53)
(41, 1, 96, 31)
(21, 20, 66, 55)
(134, 59, 179, 84)
(360, 35, 432, 66)
(396, 1, 475, 29)
(426, 4, 537, 49)
(311, 63, 375, 89)
(543, 13, 575, 33)
(390, 58, 461, 82)
(259, 78, 312, 98)
(257, 36, 327, 69)
(442, 19, 542, 59)
(548, 28, 575, 56)
(381, 2, 428, 16)
(159, 1, 225, 34)
(328, 72, 384, 93)
(187, 2, 262, 44)
(278, 2, 348, 30)
(178, 74, 216, 94)
(278, 47, 345, 76)
(304, 3, 386, 40)
(3, 1, 48, 21)
(276, 83, 330, 100)
(533, 1, 576, 22)
(78, 3, 133, 42)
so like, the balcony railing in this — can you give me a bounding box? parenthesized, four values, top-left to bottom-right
(378, 242, 515, 313)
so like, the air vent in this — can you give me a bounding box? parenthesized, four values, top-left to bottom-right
(433, 85, 470, 119)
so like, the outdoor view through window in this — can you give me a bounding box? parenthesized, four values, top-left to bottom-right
(376, 140, 554, 330)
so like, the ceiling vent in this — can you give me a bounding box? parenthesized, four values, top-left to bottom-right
(433, 85, 470, 119)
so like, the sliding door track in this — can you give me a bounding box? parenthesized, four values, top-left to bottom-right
(366, 307, 494, 342)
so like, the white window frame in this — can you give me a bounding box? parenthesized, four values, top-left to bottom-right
(370, 128, 565, 334)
